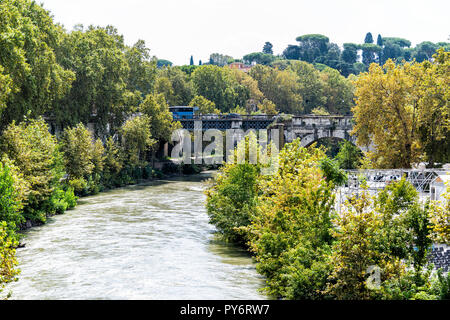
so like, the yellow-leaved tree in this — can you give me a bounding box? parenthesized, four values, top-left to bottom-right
(352, 60, 423, 168)
(352, 49, 449, 168)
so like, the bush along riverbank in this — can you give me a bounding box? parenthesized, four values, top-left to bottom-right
(205, 135, 450, 300)
(0, 116, 203, 297)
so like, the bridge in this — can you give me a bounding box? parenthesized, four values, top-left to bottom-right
(177, 114, 358, 148)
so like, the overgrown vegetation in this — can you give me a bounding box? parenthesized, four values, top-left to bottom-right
(0, 0, 448, 299)
(206, 139, 450, 300)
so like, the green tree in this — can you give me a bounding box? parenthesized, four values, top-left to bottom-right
(364, 32, 374, 44)
(60, 124, 96, 180)
(230, 69, 265, 112)
(59, 123, 105, 194)
(319, 157, 348, 187)
(325, 185, 405, 300)
(154, 67, 194, 106)
(352, 60, 423, 168)
(430, 184, 450, 245)
(250, 65, 303, 114)
(257, 99, 277, 115)
(125, 40, 157, 102)
(415, 49, 450, 165)
(189, 96, 220, 115)
(205, 162, 260, 246)
(247, 139, 336, 299)
(0, 66, 12, 117)
(1, 117, 65, 222)
(191, 65, 249, 112)
(103, 137, 123, 176)
(120, 115, 155, 167)
(0, 160, 26, 235)
(362, 43, 382, 66)
(377, 34, 384, 47)
(0, 0, 74, 129)
(54, 25, 131, 133)
(287, 61, 325, 114)
(243, 52, 276, 65)
(209, 53, 233, 66)
(0, 221, 20, 299)
(353, 51, 449, 168)
(157, 59, 173, 68)
(206, 133, 276, 246)
(139, 93, 181, 143)
(320, 67, 355, 115)
(282, 45, 301, 60)
(335, 140, 362, 169)
(327, 178, 439, 299)
(263, 42, 274, 55)
(295, 34, 331, 63)
(342, 43, 359, 64)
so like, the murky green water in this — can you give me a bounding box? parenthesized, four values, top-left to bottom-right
(7, 172, 267, 300)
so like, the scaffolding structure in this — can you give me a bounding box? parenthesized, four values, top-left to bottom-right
(335, 169, 447, 214)
(344, 169, 445, 193)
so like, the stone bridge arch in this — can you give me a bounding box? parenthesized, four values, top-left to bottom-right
(299, 129, 357, 148)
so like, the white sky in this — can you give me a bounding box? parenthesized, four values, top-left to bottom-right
(40, 0, 450, 66)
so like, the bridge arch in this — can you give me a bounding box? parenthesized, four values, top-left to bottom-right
(299, 129, 357, 148)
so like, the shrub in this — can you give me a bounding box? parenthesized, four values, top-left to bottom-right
(319, 157, 348, 187)
(0, 118, 64, 222)
(335, 140, 362, 169)
(0, 221, 20, 298)
(381, 266, 448, 300)
(205, 162, 259, 246)
(0, 160, 25, 235)
(247, 139, 336, 299)
(182, 164, 202, 175)
(205, 133, 270, 246)
(60, 123, 95, 179)
(60, 123, 106, 196)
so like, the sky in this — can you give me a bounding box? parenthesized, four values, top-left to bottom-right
(40, 0, 450, 66)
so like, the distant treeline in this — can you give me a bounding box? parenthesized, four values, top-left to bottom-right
(2, 0, 449, 136)
(203, 33, 450, 77)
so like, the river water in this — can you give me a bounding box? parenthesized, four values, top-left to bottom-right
(7, 172, 267, 300)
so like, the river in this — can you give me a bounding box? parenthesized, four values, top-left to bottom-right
(7, 172, 267, 300)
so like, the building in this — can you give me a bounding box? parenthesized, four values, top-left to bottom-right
(430, 174, 449, 202)
(226, 62, 253, 73)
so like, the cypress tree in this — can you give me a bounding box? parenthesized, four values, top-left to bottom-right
(377, 34, 383, 46)
(364, 32, 374, 44)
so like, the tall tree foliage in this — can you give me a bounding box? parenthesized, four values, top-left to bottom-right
(262, 42, 274, 55)
(247, 140, 336, 299)
(120, 115, 155, 167)
(414, 49, 450, 165)
(249, 65, 303, 114)
(352, 50, 449, 168)
(139, 93, 181, 143)
(0, 118, 65, 222)
(125, 40, 157, 102)
(154, 66, 194, 106)
(191, 65, 249, 112)
(54, 25, 132, 133)
(0, 0, 74, 130)
(189, 95, 220, 115)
